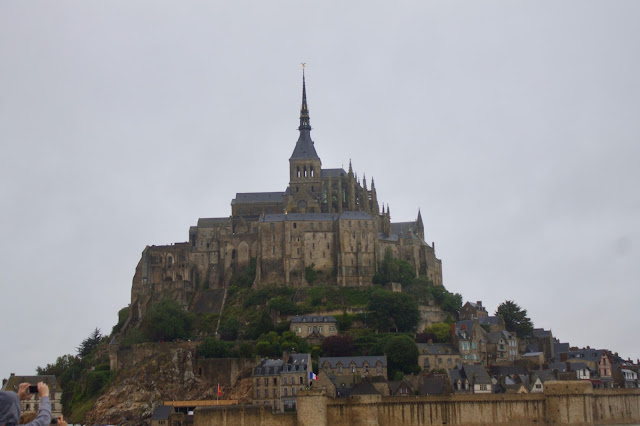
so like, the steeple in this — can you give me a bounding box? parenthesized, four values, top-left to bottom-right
(299, 69, 311, 132)
(289, 67, 319, 161)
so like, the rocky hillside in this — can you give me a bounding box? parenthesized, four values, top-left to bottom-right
(85, 346, 250, 425)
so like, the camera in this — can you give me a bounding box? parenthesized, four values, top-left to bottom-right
(28, 385, 38, 394)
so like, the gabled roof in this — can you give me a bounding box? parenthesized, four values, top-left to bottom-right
(477, 316, 502, 326)
(568, 362, 589, 371)
(548, 362, 568, 373)
(421, 377, 446, 395)
(290, 315, 336, 323)
(339, 211, 375, 220)
(462, 365, 491, 385)
(321, 168, 347, 178)
(319, 355, 387, 369)
(567, 349, 605, 362)
(488, 330, 515, 344)
(197, 217, 230, 227)
(489, 365, 528, 377)
(388, 380, 413, 396)
(416, 343, 458, 356)
(151, 405, 173, 421)
(2, 375, 60, 392)
(231, 192, 285, 205)
(283, 354, 310, 373)
(261, 213, 339, 223)
(350, 381, 380, 396)
(253, 359, 284, 376)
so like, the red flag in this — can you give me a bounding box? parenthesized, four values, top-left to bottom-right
(217, 383, 222, 396)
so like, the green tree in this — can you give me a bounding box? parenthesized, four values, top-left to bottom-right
(384, 335, 420, 378)
(367, 289, 420, 332)
(495, 300, 534, 338)
(77, 328, 103, 358)
(375, 248, 415, 285)
(423, 323, 452, 343)
(197, 338, 231, 358)
(142, 299, 194, 342)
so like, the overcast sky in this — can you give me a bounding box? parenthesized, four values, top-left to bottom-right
(1, 1, 639, 376)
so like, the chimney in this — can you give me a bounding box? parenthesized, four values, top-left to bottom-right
(476, 301, 482, 307)
(282, 351, 290, 363)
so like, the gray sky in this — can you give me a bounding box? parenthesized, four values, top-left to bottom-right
(1, 1, 639, 375)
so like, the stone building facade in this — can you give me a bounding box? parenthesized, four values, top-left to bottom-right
(128, 73, 443, 319)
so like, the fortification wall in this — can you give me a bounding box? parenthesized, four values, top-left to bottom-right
(193, 405, 296, 426)
(190, 384, 640, 425)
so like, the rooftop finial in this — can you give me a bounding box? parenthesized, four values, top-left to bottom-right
(299, 64, 311, 131)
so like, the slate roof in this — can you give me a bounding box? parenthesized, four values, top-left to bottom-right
(254, 359, 284, 376)
(421, 377, 446, 395)
(290, 131, 319, 160)
(231, 192, 285, 205)
(416, 343, 459, 356)
(548, 362, 568, 373)
(489, 366, 528, 377)
(197, 217, 230, 227)
(534, 370, 557, 382)
(523, 352, 544, 357)
(477, 316, 502, 326)
(487, 330, 515, 344)
(350, 381, 380, 396)
(290, 315, 336, 323)
(2, 375, 60, 392)
(462, 365, 491, 385)
(151, 405, 173, 421)
(339, 211, 375, 220)
(533, 328, 552, 338)
(321, 168, 347, 178)
(390, 222, 415, 237)
(567, 349, 604, 362)
(319, 355, 387, 369)
(568, 362, 589, 372)
(261, 213, 339, 223)
(388, 380, 413, 396)
(283, 354, 310, 373)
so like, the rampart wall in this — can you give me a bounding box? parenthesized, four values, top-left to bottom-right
(192, 383, 640, 426)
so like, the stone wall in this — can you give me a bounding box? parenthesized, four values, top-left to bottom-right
(191, 384, 640, 425)
(193, 405, 296, 426)
(195, 358, 254, 387)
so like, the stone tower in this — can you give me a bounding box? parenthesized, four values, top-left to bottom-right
(285, 71, 322, 214)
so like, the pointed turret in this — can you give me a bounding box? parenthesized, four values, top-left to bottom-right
(371, 178, 379, 214)
(415, 209, 425, 240)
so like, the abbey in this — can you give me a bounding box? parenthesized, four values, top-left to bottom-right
(130, 74, 442, 310)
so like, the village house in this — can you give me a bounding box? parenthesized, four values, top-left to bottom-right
(486, 330, 518, 364)
(416, 342, 461, 371)
(448, 364, 492, 394)
(251, 353, 312, 412)
(459, 301, 488, 320)
(1, 374, 63, 420)
(289, 315, 338, 339)
(452, 320, 488, 365)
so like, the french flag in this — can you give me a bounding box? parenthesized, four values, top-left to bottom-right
(309, 371, 318, 380)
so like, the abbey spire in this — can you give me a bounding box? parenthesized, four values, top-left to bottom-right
(289, 68, 320, 161)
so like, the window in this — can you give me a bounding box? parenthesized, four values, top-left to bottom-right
(256, 379, 260, 387)
(300, 377, 304, 384)
(480, 384, 487, 391)
(273, 377, 277, 385)
(294, 223, 297, 228)
(257, 389, 261, 398)
(283, 388, 288, 396)
(273, 389, 278, 397)
(264, 378, 268, 386)
(292, 387, 296, 395)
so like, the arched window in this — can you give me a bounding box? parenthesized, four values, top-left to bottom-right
(297, 166, 301, 177)
(310, 166, 314, 177)
(167, 256, 173, 267)
(303, 166, 307, 177)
